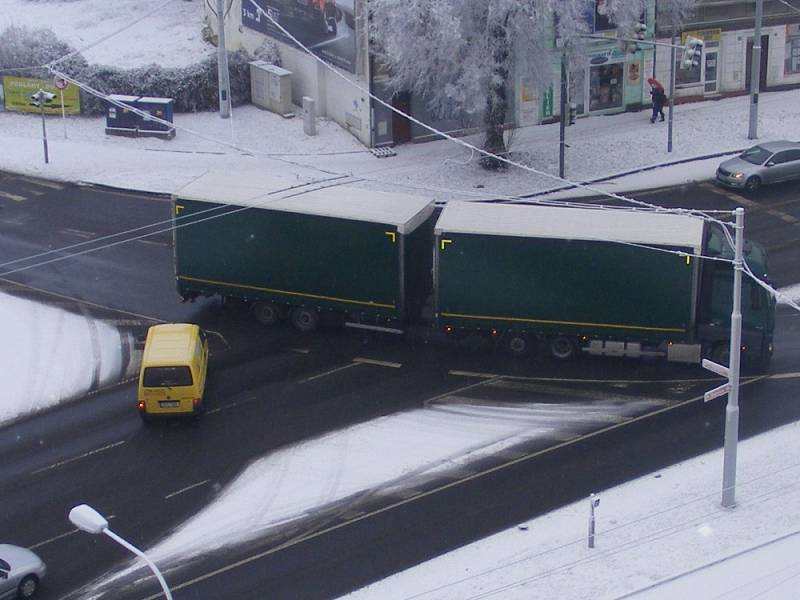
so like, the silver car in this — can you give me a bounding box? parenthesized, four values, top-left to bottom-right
(716, 140, 800, 192)
(0, 545, 46, 599)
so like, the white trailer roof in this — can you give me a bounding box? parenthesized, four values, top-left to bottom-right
(173, 172, 435, 235)
(435, 201, 705, 252)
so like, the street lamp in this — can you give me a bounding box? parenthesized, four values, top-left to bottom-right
(68, 504, 173, 600)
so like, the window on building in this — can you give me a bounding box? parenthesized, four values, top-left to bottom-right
(785, 35, 800, 74)
(589, 63, 623, 111)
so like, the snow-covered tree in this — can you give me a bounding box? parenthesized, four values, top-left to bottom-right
(370, 0, 662, 169)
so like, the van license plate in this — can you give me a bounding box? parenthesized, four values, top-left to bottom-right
(159, 401, 179, 408)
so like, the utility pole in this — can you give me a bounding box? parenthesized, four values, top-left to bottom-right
(702, 208, 745, 509)
(668, 20, 676, 153)
(31, 89, 54, 164)
(216, 0, 231, 119)
(559, 50, 567, 179)
(748, 0, 763, 139)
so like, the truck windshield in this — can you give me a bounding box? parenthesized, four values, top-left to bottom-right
(143, 366, 193, 387)
(739, 146, 772, 165)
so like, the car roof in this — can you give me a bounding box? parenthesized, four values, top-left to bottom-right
(751, 140, 800, 152)
(143, 323, 200, 366)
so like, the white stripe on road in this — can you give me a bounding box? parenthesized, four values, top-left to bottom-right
(0, 190, 26, 202)
(301, 357, 403, 383)
(30, 440, 125, 475)
(165, 479, 211, 500)
(29, 515, 117, 550)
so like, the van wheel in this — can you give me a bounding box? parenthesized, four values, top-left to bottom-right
(253, 301, 280, 326)
(290, 307, 320, 332)
(549, 336, 577, 361)
(507, 335, 529, 356)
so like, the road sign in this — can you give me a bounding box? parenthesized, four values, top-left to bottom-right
(704, 382, 731, 403)
(54, 77, 68, 90)
(702, 358, 730, 378)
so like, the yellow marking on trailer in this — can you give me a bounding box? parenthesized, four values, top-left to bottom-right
(440, 311, 686, 333)
(440, 239, 453, 250)
(175, 204, 184, 215)
(385, 231, 396, 243)
(686, 255, 692, 265)
(177, 275, 396, 309)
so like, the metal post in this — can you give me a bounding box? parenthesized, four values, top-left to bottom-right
(559, 50, 567, 179)
(748, 0, 763, 139)
(588, 493, 600, 548)
(668, 21, 676, 153)
(722, 208, 744, 508)
(39, 102, 49, 165)
(60, 89, 68, 139)
(216, 0, 231, 119)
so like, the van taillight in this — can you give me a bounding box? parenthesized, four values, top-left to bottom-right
(192, 397, 201, 407)
(137, 400, 145, 411)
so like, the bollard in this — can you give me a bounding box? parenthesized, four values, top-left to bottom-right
(588, 493, 600, 548)
(303, 96, 317, 136)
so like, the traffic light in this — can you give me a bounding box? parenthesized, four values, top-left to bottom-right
(634, 22, 647, 41)
(568, 103, 577, 126)
(681, 36, 704, 70)
(30, 90, 55, 107)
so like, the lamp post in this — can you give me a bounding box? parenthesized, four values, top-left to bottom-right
(68, 504, 173, 600)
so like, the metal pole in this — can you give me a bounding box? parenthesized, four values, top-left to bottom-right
(588, 493, 599, 548)
(722, 207, 744, 508)
(748, 0, 763, 139)
(216, 0, 231, 119)
(39, 102, 49, 165)
(60, 89, 68, 139)
(559, 50, 567, 179)
(104, 529, 173, 599)
(668, 21, 676, 153)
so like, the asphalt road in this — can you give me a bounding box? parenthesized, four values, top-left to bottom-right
(0, 171, 797, 600)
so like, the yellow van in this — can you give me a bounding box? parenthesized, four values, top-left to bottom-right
(137, 323, 209, 421)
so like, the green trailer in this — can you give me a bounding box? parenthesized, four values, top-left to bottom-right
(434, 201, 774, 365)
(172, 173, 436, 332)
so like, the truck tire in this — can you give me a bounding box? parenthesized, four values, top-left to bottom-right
(290, 307, 320, 332)
(253, 301, 280, 326)
(549, 336, 577, 361)
(507, 335, 529, 356)
(711, 342, 730, 367)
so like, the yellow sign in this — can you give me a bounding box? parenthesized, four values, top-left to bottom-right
(2, 76, 81, 115)
(682, 29, 721, 44)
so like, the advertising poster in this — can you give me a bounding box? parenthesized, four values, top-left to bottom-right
(242, 0, 356, 73)
(2, 76, 80, 115)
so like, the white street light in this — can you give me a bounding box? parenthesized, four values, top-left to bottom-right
(68, 504, 173, 600)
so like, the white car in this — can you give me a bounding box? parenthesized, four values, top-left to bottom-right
(0, 545, 46, 599)
(716, 140, 800, 192)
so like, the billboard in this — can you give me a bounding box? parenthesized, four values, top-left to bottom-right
(2, 76, 81, 115)
(242, 0, 356, 73)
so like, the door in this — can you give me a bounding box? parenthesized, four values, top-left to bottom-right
(704, 50, 718, 93)
(391, 92, 412, 144)
(745, 34, 769, 92)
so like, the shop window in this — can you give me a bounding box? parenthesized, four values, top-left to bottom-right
(785, 36, 800, 74)
(589, 63, 623, 111)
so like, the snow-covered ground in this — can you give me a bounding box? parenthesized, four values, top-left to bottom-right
(2, 2, 800, 599)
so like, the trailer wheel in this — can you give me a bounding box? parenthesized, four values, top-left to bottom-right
(290, 307, 320, 332)
(253, 302, 281, 326)
(710, 342, 730, 367)
(507, 335, 529, 356)
(549, 336, 577, 361)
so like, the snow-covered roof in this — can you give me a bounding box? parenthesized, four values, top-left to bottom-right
(435, 201, 705, 252)
(173, 172, 436, 234)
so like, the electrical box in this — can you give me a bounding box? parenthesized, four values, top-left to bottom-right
(249, 60, 294, 118)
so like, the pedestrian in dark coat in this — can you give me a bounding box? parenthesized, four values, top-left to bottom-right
(650, 86, 666, 123)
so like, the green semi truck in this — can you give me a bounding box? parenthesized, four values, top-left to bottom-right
(172, 173, 436, 333)
(434, 201, 775, 367)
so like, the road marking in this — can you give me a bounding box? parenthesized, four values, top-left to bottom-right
(142, 375, 772, 600)
(300, 357, 403, 383)
(62, 228, 94, 239)
(700, 181, 800, 224)
(0, 190, 26, 202)
(30, 441, 125, 475)
(767, 371, 800, 380)
(353, 357, 402, 368)
(165, 479, 211, 500)
(135, 238, 169, 247)
(19, 176, 64, 190)
(29, 515, 117, 550)
(447, 369, 735, 385)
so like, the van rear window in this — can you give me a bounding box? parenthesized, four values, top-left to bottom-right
(143, 366, 193, 387)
